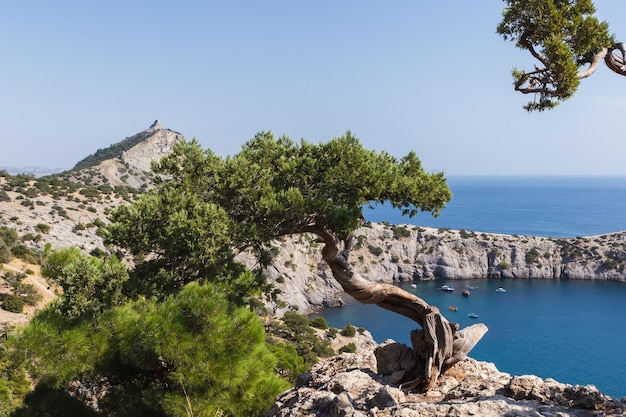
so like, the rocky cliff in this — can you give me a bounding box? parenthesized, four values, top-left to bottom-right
(62, 120, 184, 188)
(268, 334, 625, 416)
(256, 223, 626, 314)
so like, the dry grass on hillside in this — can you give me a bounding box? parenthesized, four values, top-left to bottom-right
(0, 259, 57, 326)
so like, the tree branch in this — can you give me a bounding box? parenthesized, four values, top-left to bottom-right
(304, 223, 487, 391)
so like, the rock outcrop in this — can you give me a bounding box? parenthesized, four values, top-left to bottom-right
(62, 120, 184, 188)
(269, 336, 626, 416)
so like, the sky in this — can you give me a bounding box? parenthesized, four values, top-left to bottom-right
(1, 1, 626, 176)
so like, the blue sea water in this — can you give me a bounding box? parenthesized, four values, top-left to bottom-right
(312, 176, 626, 399)
(364, 176, 626, 238)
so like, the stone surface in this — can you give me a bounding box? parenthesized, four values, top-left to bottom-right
(268, 336, 626, 417)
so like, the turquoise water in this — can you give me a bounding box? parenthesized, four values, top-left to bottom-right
(312, 176, 626, 399)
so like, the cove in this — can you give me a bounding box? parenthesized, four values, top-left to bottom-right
(311, 278, 626, 399)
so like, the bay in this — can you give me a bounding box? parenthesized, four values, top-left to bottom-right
(312, 176, 626, 399)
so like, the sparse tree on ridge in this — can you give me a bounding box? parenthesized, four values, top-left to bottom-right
(498, 0, 625, 112)
(107, 133, 488, 392)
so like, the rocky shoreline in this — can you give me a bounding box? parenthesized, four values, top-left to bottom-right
(268, 333, 626, 416)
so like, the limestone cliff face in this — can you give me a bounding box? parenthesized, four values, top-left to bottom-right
(118, 121, 181, 174)
(260, 223, 626, 314)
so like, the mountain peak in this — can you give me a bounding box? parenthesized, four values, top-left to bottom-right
(148, 119, 162, 130)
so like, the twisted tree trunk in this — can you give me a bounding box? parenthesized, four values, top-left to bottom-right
(312, 227, 487, 392)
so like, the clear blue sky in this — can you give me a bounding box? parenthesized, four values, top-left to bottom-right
(2, 1, 625, 175)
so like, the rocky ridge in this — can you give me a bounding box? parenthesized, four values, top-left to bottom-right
(269, 334, 626, 416)
(61, 120, 184, 188)
(0, 121, 183, 253)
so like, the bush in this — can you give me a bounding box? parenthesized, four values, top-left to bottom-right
(309, 317, 328, 330)
(18, 283, 289, 416)
(3, 294, 24, 313)
(340, 323, 356, 337)
(34, 223, 51, 234)
(268, 342, 306, 383)
(339, 342, 357, 354)
(392, 226, 411, 238)
(367, 245, 383, 257)
(0, 226, 19, 247)
(525, 247, 540, 264)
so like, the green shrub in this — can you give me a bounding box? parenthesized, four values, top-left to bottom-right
(339, 342, 357, 354)
(18, 283, 289, 416)
(525, 247, 540, 264)
(3, 294, 24, 313)
(392, 226, 411, 238)
(367, 245, 383, 257)
(268, 341, 306, 382)
(0, 226, 19, 247)
(340, 323, 356, 337)
(34, 223, 51, 234)
(0, 241, 11, 264)
(309, 317, 328, 330)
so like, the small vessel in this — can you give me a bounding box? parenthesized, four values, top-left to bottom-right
(462, 290, 470, 297)
(440, 284, 454, 292)
(448, 306, 458, 311)
(411, 283, 417, 289)
(495, 287, 507, 293)
(468, 313, 479, 319)
(466, 285, 476, 290)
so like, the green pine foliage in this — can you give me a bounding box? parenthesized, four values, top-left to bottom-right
(2, 295, 24, 313)
(106, 134, 451, 301)
(16, 283, 288, 417)
(41, 248, 129, 320)
(497, 0, 614, 111)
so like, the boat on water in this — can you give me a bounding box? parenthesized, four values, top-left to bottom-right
(466, 285, 476, 290)
(468, 313, 479, 319)
(410, 283, 417, 288)
(462, 290, 470, 297)
(496, 287, 507, 293)
(440, 284, 454, 292)
(448, 306, 458, 311)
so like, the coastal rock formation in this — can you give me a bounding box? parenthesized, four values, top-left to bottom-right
(257, 223, 626, 314)
(268, 337, 625, 417)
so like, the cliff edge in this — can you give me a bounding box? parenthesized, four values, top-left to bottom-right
(269, 335, 625, 416)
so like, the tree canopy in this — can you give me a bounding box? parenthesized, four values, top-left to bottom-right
(106, 132, 452, 301)
(498, 0, 624, 111)
(106, 132, 487, 391)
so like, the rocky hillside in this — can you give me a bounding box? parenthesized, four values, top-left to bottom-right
(60, 120, 184, 188)
(269, 334, 626, 416)
(0, 121, 183, 254)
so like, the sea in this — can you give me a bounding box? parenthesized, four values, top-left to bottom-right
(311, 176, 626, 399)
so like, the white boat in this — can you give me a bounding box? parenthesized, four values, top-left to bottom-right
(468, 313, 479, 319)
(440, 284, 454, 292)
(495, 287, 506, 293)
(411, 283, 417, 288)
